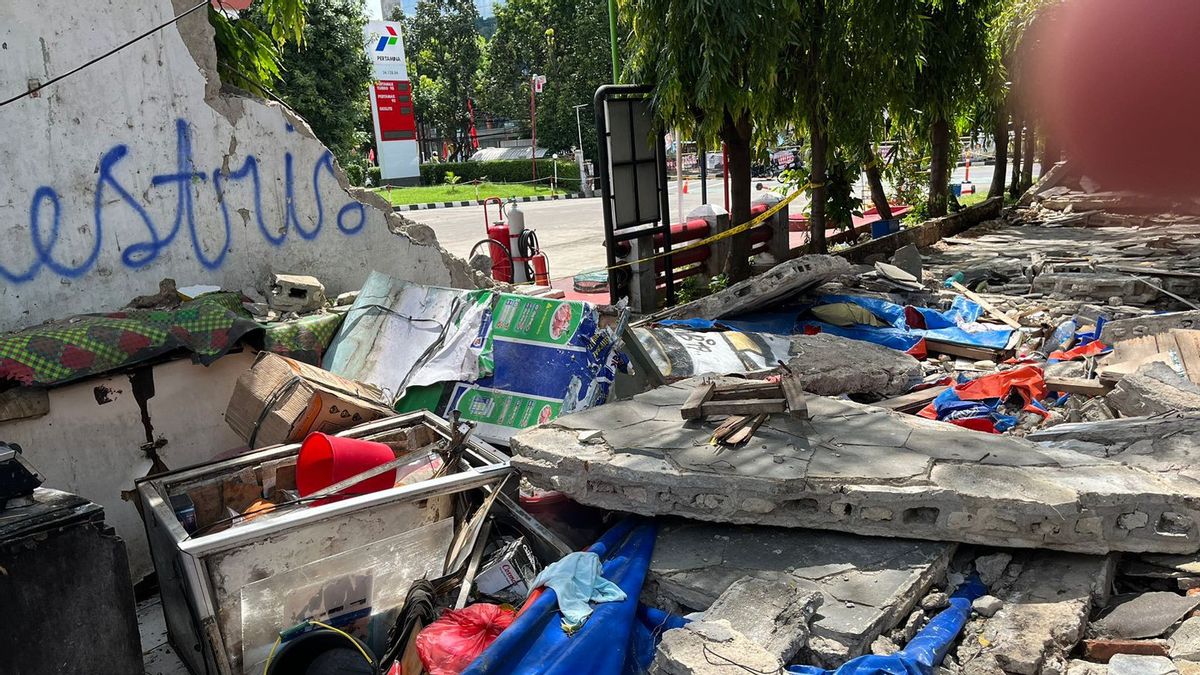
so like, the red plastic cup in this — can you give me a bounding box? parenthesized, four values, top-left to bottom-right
(296, 432, 397, 505)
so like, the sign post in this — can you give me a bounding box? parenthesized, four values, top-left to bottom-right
(364, 21, 420, 185)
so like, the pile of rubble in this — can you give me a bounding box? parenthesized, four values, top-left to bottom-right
(7, 176, 1200, 675)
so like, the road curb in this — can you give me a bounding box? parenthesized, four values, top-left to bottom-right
(392, 192, 592, 212)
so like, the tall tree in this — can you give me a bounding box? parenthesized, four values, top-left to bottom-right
(247, 0, 373, 170)
(476, 0, 614, 160)
(401, 0, 484, 159)
(210, 0, 306, 93)
(622, 0, 798, 281)
(904, 0, 997, 217)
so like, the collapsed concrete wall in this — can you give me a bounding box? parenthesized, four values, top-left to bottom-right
(0, 0, 478, 333)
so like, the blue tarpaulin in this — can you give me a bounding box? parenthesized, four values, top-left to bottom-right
(657, 295, 1013, 356)
(465, 519, 684, 675)
(788, 576, 987, 675)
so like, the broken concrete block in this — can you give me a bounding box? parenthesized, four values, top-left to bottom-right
(657, 255, 851, 321)
(1170, 617, 1200, 661)
(921, 591, 950, 611)
(960, 552, 1113, 675)
(269, 273, 326, 313)
(512, 377, 1200, 554)
(642, 521, 953, 668)
(1065, 660, 1109, 675)
(1102, 311, 1200, 344)
(633, 329, 922, 396)
(1105, 363, 1200, 417)
(702, 575, 823, 663)
(1092, 592, 1200, 640)
(652, 619, 783, 675)
(972, 595, 1003, 617)
(891, 244, 924, 282)
(871, 635, 901, 656)
(974, 553, 1012, 588)
(1107, 654, 1178, 675)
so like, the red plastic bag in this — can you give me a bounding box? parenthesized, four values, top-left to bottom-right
(416, 603, 516, 675)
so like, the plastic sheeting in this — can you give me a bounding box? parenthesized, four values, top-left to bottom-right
(788, 576, 987, 675)
(918, 365, 1049, 432)
(465, 519, 684, 675)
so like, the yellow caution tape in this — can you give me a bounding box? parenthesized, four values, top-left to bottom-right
(606, 182, 817, 272)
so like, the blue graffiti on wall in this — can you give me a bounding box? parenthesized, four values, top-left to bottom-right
(4, 118, 368, 284)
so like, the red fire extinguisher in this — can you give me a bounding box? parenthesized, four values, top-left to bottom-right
(482, 197, 513, 283)
(531, 251, 551, 286)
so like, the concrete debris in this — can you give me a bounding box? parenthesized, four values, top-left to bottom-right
(921, 591, 950, 611)
(891, 244, 924, 282)
(269, 273, 326, 313)
(1105, 362, 1200, 417)
(701, 576, 823, 663)
(871, 635, 901, 656)
(1082, 638, 1171, 662)
(1091, 592, 1200, 640)
(1065, 660, 1110, 675)
(1107, 654, 1179, 675)
(972, 595, 1003, 618)
(642, 521, 953, 667)
(974, 553, 1012, 588)
(1170, 617, 1200, 661)
(656, 255, 851, 321)
(1102, 310, 1200, 343)
(511, 377, 1200, 554)
(959, 552, 1114, 675)
(652, 619, 784, 675)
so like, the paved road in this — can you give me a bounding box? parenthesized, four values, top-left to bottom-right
(409, 163, 1025, 280)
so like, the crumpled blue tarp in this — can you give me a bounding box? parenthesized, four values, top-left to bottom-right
(656, 295, 1013, 354)
(528, 551, 627, 630)
(788, 575, 987, 675)
(465, 519, 685, 675)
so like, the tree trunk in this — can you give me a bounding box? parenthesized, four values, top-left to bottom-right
(1021, 122, 1036, 191)
(927, 115, 951, 217)
(864, 144, 892, 220)
(1040, 129, 1059, 179)
(988, 109, 1009, 199)
(1009, 114, 1024, 198)
(808, 120, 828, 253)
(720, 111, 753, 282)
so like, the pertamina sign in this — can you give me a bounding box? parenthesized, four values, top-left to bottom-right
(363, 21, 419, 185)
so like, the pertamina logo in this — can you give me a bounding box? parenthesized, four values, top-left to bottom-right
(375, 25, 400, 52)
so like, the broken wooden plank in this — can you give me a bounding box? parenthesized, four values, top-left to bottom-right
(779, 376, 809, 420)
(948, 280, 1023, 329)
(701, 399, 787, 417)
(875, 385, 950, 414)
(1045, 377, 1113, 397)
(710, 381, 780, 400)
(711, 415, 752, 443)
(925, 340, 1007, 361)
(724, 414, 768, 445)
(680, 382, 716, 420)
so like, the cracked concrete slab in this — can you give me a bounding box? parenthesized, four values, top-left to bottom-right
(656, 255, 852, 320)
(641, 520, 954, 667)
(958, 552, 1114, 675)
(512, 377, 1200, 554)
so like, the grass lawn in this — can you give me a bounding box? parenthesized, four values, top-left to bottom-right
(958, 191, 991, 207)
(377, 181, 566, 205)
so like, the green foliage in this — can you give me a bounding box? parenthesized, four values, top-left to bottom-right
(402, 0, 484, 156)
(476, 0, 615, 158)
(209, 0, 306, 92)
(368, 166, 382, 186)
(443, 170, 462, 192)
(823, 155, 863, 231)
(420, 159, 580, 185)
(244, 0, 373, 172)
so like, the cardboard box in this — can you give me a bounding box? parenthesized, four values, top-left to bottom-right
(225, 352, 395, 448)
(474, 537, 541, 603)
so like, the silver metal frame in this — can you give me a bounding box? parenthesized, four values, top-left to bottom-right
(136, 411, 512, 675)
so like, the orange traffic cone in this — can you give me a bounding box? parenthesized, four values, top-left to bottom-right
(682, 180, 689, 194)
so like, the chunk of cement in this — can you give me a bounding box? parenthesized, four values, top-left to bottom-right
(891, 244, 923, 282)
(961, 552, 1114, 675)
(657, 255, 851, 321)
(269, 273, 326, 313)
(1105, 363, 1200, 417)
(1102, 310, 1200, 343)
(511, 377, 1200, 554)
(972, 595, 1003, 618)
(1170, 617, 1200, 661)
(642, 521, 954, 668)
(703, 576, 823, 663)
(974, 553, 1012, 588)
(1107, 654, 1179, 675)
(1065, 660, 1109, 675)
(652, 619, 783, 675)
(1092, 592, 1200, 640)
